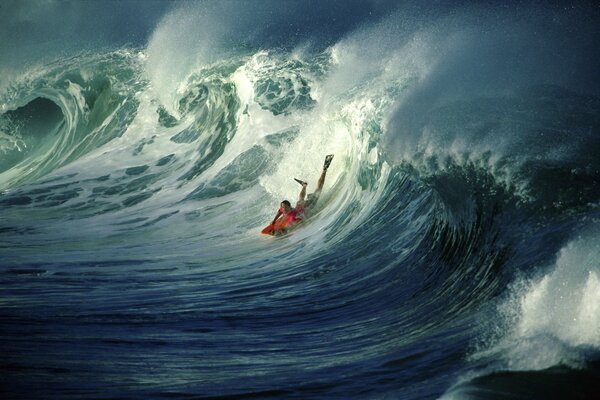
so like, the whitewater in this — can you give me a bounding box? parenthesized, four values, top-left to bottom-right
(1, 1, 599, 399)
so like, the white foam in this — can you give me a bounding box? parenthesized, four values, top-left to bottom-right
(517, 235, 600, 349)
(488, 227, 600, 371)
(145, 4, 226, 117)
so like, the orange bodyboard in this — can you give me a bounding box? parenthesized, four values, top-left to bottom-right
(261, 224, 276, 235)
(261, 218, 300, 235)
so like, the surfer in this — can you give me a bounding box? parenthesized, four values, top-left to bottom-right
(263, 154, 334, 235)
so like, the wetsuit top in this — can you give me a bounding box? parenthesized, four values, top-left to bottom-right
(260, 205, 304, 235)
(280, 206, 303, 225)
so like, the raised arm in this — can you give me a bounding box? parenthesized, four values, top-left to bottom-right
(270, 209, 283, 226)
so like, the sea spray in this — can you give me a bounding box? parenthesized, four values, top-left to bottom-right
(471, 227, 600, 373)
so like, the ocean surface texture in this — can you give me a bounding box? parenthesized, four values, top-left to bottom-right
(1, 1, 599, 399)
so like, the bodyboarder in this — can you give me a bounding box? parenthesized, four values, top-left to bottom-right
(262, 154, 334, 235)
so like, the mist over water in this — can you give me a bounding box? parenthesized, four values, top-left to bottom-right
(1, 1, 599, 399)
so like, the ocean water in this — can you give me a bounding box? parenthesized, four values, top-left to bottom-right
(1, 1, 599, 399)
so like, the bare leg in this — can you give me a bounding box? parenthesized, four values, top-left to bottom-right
(316, 167, 327, 191)
(298, 182, 307, 203)
(316, 154, 333, 190)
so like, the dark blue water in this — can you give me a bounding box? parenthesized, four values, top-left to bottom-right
(1, 1, 599, 399)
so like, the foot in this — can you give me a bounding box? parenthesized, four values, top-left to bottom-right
(323, 154, 334, 170)
(294, 178, 308, 187)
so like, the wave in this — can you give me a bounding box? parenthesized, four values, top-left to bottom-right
(0, 51, 145, 189)
(442, 228, 600, 399)
(1, 2, 599, 399)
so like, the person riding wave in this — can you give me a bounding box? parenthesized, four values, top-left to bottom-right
(265, 154, 334, 235)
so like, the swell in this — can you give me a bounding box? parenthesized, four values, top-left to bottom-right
(0, 46, 595, 302)
(0, 44, 596, 313)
